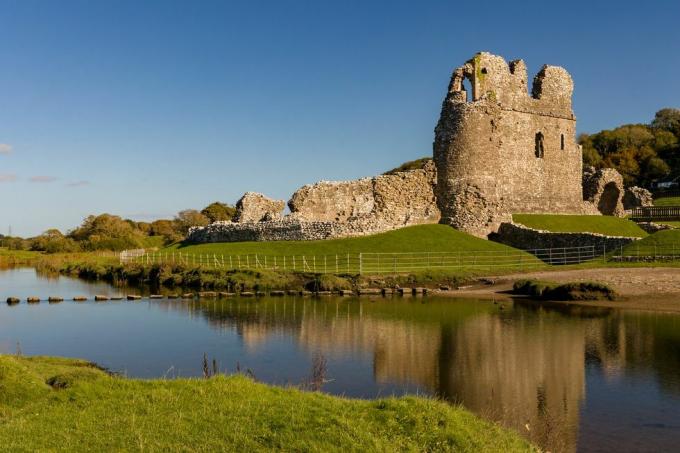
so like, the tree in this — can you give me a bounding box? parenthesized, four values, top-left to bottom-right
(652, 108, 680, 137)
(31, 229, 81, 253)
(174, 210, 210, 235)
(68, 214, 146, 251)
(149, 219, 182, 243)
(201, 202, 236, 223)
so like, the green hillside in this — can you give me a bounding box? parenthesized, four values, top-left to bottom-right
(513, 214, 647, 238)
(165, 224, 533, 256)
(622, 229, 680, 251)
(654, 196, 680, 206)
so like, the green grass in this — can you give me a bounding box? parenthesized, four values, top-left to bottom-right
(165, 224, 533, 256)
(512, 214, 647, 237)
(654, 196, 680, 206)
(0, 355, 532, 452)
(622, 229, 680, 250)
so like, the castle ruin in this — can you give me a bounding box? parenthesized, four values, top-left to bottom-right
(189, 52, 632, 244)
(434, 52, 588, 237)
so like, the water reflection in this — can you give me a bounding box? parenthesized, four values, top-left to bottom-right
(153, 297, 680, 452)
(2, 269, 680, 452)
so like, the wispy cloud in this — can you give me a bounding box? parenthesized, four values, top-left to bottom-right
(65, 180, 90, 188)
(0, 173, 17, 182)
(0, 144, 12, 155)
(29, 175, 58, 183)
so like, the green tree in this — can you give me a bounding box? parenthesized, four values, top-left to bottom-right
(68, 214, 146, 251)
(200, 202, 236, 223)
(174, 210, 210, 235)
(652, 108, 680, 137)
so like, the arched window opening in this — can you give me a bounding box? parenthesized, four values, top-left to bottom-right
(535, 132, 545, 158)
(560, 134, 565, 150)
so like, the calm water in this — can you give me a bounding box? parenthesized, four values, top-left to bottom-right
(1, 268, 679, 452)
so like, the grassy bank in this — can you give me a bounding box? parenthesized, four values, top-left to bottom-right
(164, 224, 534, 255)
(512, 214, 647, 237)
(0, 355, 533, 452)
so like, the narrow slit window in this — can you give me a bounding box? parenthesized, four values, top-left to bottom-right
(560, 134, 565, 150)
(535, 132, 545, 158)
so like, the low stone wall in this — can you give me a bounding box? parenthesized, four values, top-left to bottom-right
(187, 217, 415, 243)
(488, 222, 638, 251)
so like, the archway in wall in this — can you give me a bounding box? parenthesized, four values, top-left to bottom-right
(598, 182, 620, 215)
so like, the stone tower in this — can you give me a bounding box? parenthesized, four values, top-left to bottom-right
(433, 52, 584, 237)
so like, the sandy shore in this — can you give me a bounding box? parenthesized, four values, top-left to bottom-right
(446, 267, 680, 314)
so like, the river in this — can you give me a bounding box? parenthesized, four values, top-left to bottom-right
(1, 267, 679, 452)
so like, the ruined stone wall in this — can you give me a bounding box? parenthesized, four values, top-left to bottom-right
(188, 162, 440, 243)
(289, 160, 440, 227)
(582, 167, 625, 217)
(434, 52, 584, 237)
(234, 192, 286, 223)
(489, 222, 638, 251)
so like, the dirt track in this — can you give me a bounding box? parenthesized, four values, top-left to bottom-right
(448, 267, 680, 313)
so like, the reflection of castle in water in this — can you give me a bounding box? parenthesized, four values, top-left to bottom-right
(156, 297, 679, 453)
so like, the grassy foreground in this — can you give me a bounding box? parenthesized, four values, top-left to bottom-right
(0, 355, 533, 452)
(512, 214, 647, 237)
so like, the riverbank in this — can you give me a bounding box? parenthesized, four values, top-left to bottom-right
(449, 267, 680, 313)
(0, 354, 532, 452)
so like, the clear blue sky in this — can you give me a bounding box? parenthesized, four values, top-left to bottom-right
(1, 0, 678, 236)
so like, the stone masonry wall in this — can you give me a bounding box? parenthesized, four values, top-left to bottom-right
(234, 192, 286, 223)
(488, 222, 637, 252)
(188, 162, 440, 243)
(434, 52, 585, 237)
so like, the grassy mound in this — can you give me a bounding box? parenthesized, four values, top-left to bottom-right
(383, 157, 432, 175)
(512, 214, 647, 237)
(166, 224, 534, 256)
(0, 355, 532, 451)
(654, 196, 680, 206)
(621, 229, 680, 254)
(513, 279, 616, 301)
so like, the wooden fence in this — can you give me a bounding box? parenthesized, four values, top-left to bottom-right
(630, 206, 680, 221)
(120, 245, 611, 274)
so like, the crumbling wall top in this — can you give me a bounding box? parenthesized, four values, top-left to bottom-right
(445, 51, 574, 119)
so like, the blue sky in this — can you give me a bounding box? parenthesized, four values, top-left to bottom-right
(1, 0, 678, 236)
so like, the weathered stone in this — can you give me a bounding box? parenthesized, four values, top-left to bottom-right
(582, 166, 625, 217)
(288, 160, 440, 230)
(489, 222, 637, 252)
(434, 52, 584, 237)
(623, 186, 654, 210)
(188, 163, 441, 243)
(234, 192, 285, 223)
(636, 222, 676, 234)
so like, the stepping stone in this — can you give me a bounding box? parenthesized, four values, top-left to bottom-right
(127, 295, 142, 300)
(48, 297, 64, 303)
(94, 295, 109, 301)
(149, 295, 164, 299)
(27, 297, 40, 303)
(73, 296, 88, 302)
(6, 297, 20, 305)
